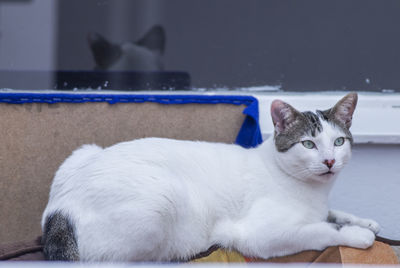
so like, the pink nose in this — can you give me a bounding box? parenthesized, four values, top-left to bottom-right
(324, 159, 335, 169)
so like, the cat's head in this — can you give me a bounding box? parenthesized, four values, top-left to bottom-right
(271, 93, 358, 183)
(88, 25, 165, 71)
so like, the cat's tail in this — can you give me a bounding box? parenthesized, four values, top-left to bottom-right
(42, 211, 79, 261)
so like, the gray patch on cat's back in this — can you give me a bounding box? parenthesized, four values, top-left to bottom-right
(42, 211, 79, 261)
(274, 111, 323, 152)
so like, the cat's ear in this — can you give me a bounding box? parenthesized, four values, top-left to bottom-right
(271, 100, 301, 134)
(88, 32, 121, 69)
(330, 93, 358, 128)
(137, 25, 166, 54)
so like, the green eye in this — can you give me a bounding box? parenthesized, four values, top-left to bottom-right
(334, 137, 345, 146)
(301, 140, 316, 149)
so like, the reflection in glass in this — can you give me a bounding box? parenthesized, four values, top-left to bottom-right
(0, 0, 399, 92)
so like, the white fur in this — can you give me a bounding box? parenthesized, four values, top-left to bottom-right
(42, 120, 379, 262)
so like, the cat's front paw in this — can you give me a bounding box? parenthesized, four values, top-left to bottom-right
(339, 225, 375, 249)
(359, 219, 380, 234)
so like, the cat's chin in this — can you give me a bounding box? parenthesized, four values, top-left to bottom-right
(320, 171, 335, 176)
(295, 171, 337, 183)
(312, 172, 337, 183)
(290, 172, 336, 184)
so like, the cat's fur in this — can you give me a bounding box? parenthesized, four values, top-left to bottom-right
(88, 25, 165, 71)
(41, 93, 380, 262)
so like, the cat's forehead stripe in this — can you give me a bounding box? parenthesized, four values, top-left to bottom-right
(301, 111, 323, 137)
(274, 110, 326, 152)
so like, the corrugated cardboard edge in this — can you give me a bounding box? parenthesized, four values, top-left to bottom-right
(339, 241, 399, 264)
(193, 242, 399, 264)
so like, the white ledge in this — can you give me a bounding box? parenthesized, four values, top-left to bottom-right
(261, 132, 400, 145)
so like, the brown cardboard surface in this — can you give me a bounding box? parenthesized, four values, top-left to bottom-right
(193, 242, 399, 264)
(0, 102, 245, 243)
(0, 236, 43, 261)
(263, 247, 340, 263)
(339, 241, 399, 264)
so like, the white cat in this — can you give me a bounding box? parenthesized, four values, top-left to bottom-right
(41, 93, 380, 262)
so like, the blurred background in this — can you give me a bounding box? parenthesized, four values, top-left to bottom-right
(0, 0, 400, 91)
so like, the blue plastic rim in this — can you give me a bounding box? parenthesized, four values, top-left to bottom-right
(0, 92, 263, 148)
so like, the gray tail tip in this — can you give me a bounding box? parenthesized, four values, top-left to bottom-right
(42, 211, 79, 261)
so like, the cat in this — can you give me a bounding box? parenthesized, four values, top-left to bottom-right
(41, 93, 380, 262)
(88, 25, 165, 71)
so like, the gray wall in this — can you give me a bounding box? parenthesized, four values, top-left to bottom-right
(0, 0, 56, 70)
(331, 144, 400, 239)
(55, 0, 400, 91)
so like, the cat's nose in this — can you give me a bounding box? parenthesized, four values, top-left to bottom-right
(323, 159, 335, 169)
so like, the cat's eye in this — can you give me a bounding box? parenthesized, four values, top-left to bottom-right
(334, 137, 345, 146)
(301, 140, 315, 149)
